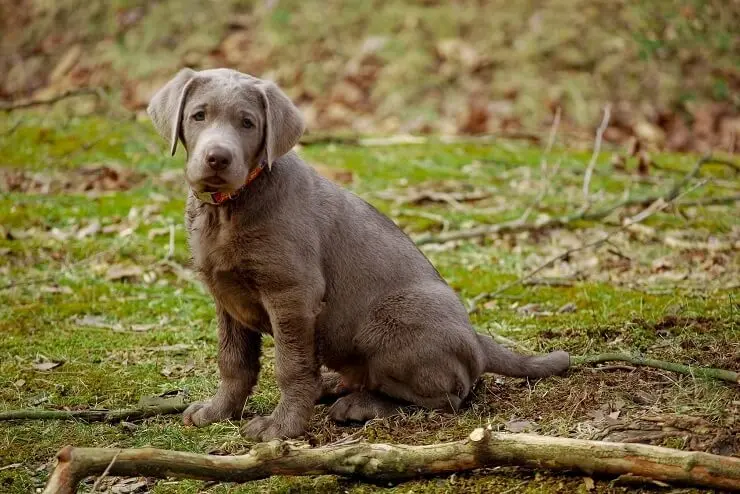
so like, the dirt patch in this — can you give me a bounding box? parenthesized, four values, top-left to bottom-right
(0, 165, 144, 195)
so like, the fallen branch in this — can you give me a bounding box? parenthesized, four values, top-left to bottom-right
(465, 158, 710, 307)
(679, 193, 740, 207)
(298, 131, 544, 147)
(0, 403, 187, 423)
(0, 88, 103, 112)
(43, 427, 740, 494)
(572, 353, 739, 384)
(582, 104, 612, 205)
(467, 193, 682, 308)
(415, 155, 734, 246)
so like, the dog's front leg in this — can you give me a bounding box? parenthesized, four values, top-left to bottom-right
(184, 304, 262, 426)
(241, 289, 321, 440)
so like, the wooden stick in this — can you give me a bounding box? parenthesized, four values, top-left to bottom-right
(0, 404, 187, 422)
(42, 428, 740, 494)
(582, 104, 612, 205)
(415, 155, 734, 246)
(572, 353, 739, 384)
(0, 88, 103, 112)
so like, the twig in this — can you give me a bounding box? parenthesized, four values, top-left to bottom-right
(0, 88, 103, 112)
(680, 193, 740, 207)
(166, 223, 176, 259)
(572, 353, 739, 384)
(470, 195, 676, 306)
(541, 107, 561, 171)
(42, 428, 740, 493)
(462, 156, 710, 308)
(582, 104, 612, 205)
(0, 404, 187, 422)
(90, 450, 121, 492)
(589, 364, 637, 373)
(0, 236, 134, 291)
(415, 156, 733, 247)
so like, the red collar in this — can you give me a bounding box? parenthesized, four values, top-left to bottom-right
(192, 162, 266, 205)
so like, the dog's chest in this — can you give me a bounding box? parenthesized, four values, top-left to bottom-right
(187, 206, 270, 332)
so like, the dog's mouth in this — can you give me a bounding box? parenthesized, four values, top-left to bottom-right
(201, 176, 228, 188)
(193, 175, 238, 193)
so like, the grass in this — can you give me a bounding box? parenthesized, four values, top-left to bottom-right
(0, 113, 738, 493)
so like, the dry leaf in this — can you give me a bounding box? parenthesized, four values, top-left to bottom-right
(75, 220, 101, 239)
(152, 343, 191, 354)
(557, 302, 577, 314)
(130, 323, 156, 332)
(312, 164, 354, 184)
(505, 419, 535, 433)
(40, 285, 73, 294)
(106, 264, 144, 281)
(32, 361, 63, 371)
(111, 479, 148, 494)
(74, 314, 123, 331)
(138, 394, 186, 408)
(583, 477, 595, 491)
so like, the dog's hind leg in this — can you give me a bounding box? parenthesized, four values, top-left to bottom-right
(328, 391, 404, 423)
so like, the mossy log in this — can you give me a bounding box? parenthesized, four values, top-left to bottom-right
(43, 428, 740, 493)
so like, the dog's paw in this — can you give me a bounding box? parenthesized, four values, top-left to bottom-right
(183, 402, 230, 427)
(240, 414, 305, 441)
(328, 394, 369, 423)
(329, 392, 400, 423)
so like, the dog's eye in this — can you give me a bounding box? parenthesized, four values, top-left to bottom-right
(192, 111, 206, 121)
(242, 118, 254, 129)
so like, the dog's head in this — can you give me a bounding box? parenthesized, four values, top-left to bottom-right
(147, 68, 305, 194)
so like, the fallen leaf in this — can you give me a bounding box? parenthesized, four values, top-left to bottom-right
(583, 477, 595, 491)
(74, 314, 123, 331)
(505, 419, 535, 433)
(111, 479, 148, 494)
(40, 285, 73, 294)
(138, 394, 186, 408)
(14, 379, 25, 388)
(106, 264, 144, 281)
(130, 323, 156, 332)
(312, 164, 354, 184)
(75, 220, 101, 239)
(32, 361, 63, 371)
(152, 343, 191, 354)
(557, 302, 577, 313)
(30, 393, 50, 405)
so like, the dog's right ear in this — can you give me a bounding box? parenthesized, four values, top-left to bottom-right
(147, 68, 197, 156)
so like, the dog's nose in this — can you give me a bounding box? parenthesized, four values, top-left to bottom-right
(206, 146, 233, 171)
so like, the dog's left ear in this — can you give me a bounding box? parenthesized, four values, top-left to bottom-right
(257, 81, 305, 170)
(147, 68, 197, 156)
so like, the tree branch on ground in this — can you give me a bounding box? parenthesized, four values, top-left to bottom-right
(467, 177, 705, 310)
(0, 403, 187, 423)
(582, 104, 612, 206)
(572, 353, 739, 384)
(42, 427, 740, 494)
(415, 155, 735, 246)
(0, 88, 103, 112)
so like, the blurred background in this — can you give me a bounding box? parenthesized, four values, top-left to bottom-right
(2, 0, 739, 152)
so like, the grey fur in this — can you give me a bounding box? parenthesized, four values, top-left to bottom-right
(147, 68, 570, 441)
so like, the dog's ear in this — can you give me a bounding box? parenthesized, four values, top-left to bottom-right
(147, 68, 198, 156)
(257, 81, 305, 169)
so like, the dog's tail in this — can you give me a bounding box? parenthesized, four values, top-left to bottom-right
(477, 333, 570, 378)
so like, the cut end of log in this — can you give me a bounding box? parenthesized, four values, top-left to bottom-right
(469, 428, 486, 442)
(57, 446, 74, 463)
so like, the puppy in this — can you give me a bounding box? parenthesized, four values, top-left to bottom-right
(147, 68, 569, 440)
